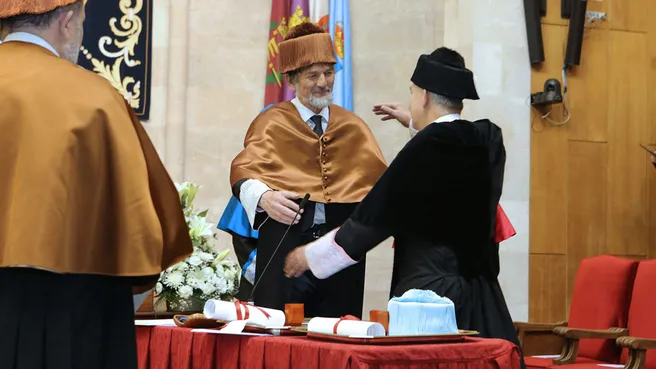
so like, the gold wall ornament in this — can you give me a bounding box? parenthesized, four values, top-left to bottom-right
(79, 0, 145, 110)
(82, 46, 142, 108)
(99, 0, 143, 68)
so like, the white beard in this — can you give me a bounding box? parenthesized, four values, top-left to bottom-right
(296, 82, 333, 111)
(306, 93, 333, 111)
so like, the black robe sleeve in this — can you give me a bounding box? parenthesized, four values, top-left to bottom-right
(334, 119, 506, 275)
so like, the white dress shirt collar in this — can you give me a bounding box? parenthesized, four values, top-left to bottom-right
(409, 113, 462, 138)
(291, 97, 330, 123)
(3, 32, 60, 57)
(433, 113, 461, 124)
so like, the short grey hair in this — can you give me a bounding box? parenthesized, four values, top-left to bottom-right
(428, 92, 463, 110)
(286, 67, 306, 85)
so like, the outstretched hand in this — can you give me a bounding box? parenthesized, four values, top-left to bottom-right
(373, 103, 412, 128)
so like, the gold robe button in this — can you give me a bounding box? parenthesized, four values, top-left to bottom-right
(323, 176, 328, 181)
(322, 161, 326, 165)
(323, 136, 329, 142)
(323, 168, 327, 173)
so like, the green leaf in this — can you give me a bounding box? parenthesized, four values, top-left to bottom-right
(212, 249, 231, 266)
(198, 209, 209, 218)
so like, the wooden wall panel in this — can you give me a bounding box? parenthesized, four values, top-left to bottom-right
(647, 1, 656, 261)
(529, 254, 567, 322)
(530, 2, 655, 322)
(587, 0, 610, 30)
(542, 0, 609, 27)
(605, 31, 648, 257)
(530, 25, 568, 255)
(649, 157, 656, 260)
(542, 0, 567, 26)
(567, 28, 608, 142)
(566, 141, 607, 311)
(609, 0, 648, 32)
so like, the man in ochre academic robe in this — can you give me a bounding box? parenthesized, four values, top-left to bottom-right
(284, 47, 524, 362)
(0, 1, 193, 368)
(230, 22, 387, 318)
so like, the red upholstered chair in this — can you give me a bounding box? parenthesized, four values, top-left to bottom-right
(613, 259, 656, 369)
(517, 255, 638, 369)
(545, 259, 656, 369)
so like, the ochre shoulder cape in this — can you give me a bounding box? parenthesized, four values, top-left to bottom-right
(0, 42, 192, 279)
(230, 101, 387, 203)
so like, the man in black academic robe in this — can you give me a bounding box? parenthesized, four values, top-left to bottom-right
(284, 47, 523, 361)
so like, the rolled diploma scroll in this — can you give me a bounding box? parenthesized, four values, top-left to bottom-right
(307, 317, 386, 337)
(203, 300, 286, 327)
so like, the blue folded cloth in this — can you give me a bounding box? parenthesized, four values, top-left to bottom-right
(242, 249, 256, 284)
(389, 289, 452, 304)
(216, 196, 258, 239)
(388, 289, 459, 336)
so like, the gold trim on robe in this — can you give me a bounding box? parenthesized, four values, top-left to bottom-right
(230, 101, 387, 204)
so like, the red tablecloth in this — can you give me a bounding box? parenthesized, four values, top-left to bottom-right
(136, 326, 521, 369)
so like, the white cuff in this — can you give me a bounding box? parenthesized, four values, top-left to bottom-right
(305, 229, 357, 279)
(239, 179, 271, 227)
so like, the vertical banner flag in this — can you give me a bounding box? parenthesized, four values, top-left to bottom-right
(78, 0, 153, 120)
(309, 0, 352, 111)
(264, 0, 311, 107)
(264, 0, 290, 107)
(309, 0, 328, 25)
(328, 0, 352, 111)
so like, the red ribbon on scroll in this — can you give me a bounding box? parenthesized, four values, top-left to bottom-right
(333, 315, 360, 334)
(234, 300, 271, 320)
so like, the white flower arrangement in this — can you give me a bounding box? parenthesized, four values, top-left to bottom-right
(155, 182, 241, 311)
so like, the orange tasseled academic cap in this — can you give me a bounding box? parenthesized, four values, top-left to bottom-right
(0, 0, 81, 18)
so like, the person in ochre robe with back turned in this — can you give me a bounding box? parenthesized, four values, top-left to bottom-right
(0, 1, 193, 368)
(284, 47, 523, 361)
(230, 22, 387, 318)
